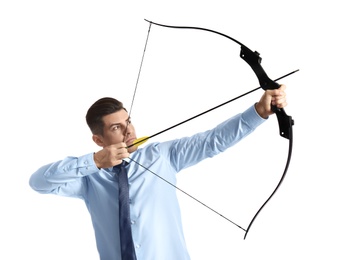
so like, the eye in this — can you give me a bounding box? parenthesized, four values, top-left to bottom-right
(111, 125, 120, 131)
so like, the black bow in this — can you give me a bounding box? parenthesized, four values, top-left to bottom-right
(130, 19, 298, 239)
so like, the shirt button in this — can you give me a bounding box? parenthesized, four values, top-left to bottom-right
(135, 244, 141, 249)
(131, 220, 136, 225)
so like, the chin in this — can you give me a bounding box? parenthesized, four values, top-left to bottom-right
(128, 146, 138, 153)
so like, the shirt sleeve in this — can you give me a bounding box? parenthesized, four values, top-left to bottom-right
(162, 104, 266, 171)
(29, 152, 99, 198)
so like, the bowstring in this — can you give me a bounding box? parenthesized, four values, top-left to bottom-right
(128, 157, 246, 231)
(125, 21, 246, 232)
(128, 22, 152, 117)
(123, 22, 152, 140)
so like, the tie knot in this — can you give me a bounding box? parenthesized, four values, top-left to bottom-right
(113, 161, 128, 171)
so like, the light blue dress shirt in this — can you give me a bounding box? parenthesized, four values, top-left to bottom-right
(29, 105, 265, 260)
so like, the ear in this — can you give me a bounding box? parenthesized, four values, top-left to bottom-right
(92, 134, 104, 147)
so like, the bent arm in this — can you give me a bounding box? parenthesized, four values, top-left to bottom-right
(29, 153, 99, 198)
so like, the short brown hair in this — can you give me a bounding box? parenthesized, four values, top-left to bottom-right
(86, 97, 126, 135)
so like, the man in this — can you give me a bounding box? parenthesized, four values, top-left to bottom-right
(29, 85, 287, 260)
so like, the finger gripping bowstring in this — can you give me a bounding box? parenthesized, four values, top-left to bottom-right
(131, 19, 296, 239)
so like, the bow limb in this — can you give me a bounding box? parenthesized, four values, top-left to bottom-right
(244, 125, 293, 238)
(144, 19, 245, 46)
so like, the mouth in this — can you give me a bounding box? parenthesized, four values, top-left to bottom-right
(125, 137, 136, 147)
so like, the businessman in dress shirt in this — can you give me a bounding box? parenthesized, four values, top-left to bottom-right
(29, 85, 287, 260)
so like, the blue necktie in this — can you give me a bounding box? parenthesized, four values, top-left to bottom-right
(116, 161, 137, 260)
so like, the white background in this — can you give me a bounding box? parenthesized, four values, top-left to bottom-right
(1, 0, 347, 259)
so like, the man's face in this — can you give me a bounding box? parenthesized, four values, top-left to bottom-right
(94, 109, 138, 153)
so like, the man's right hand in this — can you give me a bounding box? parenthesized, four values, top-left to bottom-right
(93, 142, 129, 169)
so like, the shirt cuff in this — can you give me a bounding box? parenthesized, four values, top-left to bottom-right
(76, 153, 100, 175)
(241, 104, 267, 130)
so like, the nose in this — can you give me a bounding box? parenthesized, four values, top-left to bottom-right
(123, 123, 132, 136)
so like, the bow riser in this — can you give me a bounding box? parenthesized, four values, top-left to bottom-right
(239, 45, 294, 140)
